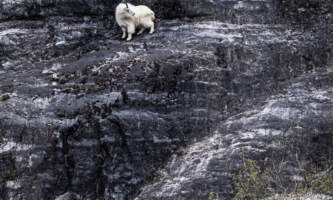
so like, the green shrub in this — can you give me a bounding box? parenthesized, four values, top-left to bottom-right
(309, 170, 333, 196)
(232, 159, 269, 200)
(231, 159, 333, 200)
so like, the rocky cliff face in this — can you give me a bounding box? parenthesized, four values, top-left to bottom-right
(0, 0, 332, 200)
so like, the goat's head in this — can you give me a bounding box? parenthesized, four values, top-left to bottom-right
(121, 1, 135, 16)
(123, 7, 135, 16)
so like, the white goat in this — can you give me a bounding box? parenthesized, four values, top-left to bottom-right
(115, 3, 155, 41)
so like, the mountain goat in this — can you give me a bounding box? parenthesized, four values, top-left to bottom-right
(115, 2, 155, 41)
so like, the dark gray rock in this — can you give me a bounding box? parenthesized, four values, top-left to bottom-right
(0, 0, 281, 23)
(135, 66, 333, 200)
(0, 0, 332, 200)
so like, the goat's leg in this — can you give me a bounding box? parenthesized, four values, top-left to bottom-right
(137, 28, 145, 35)
(121, 27, 127, 39)
(149, 22, 155, 34)
(127, 24, 135, 41)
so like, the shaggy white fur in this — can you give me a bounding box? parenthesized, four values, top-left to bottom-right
(115, 3, 155, 41)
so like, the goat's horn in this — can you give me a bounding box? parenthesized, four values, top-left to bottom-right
(125, 2, 129, 8)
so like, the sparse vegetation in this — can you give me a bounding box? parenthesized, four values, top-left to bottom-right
(0, 94, 10, 101)
(208, 192, 220, 200)
(231, 137, 333, 200)
(232, 158, 333, 200)
(232, 159, 269, 200)
(308, 169, 333, 196)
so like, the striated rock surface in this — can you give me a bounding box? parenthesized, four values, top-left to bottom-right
(0, 0, 283, 23)
(136, 65, 333, 199)
(0, 0, 332, 200)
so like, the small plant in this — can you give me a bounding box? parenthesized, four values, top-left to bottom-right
(5, 169, 16, 180)
(309, 170, 333, 196)
(232, 159, 269, 200)
(0, 94, 10, 101)
(208, 192, 219, 200)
